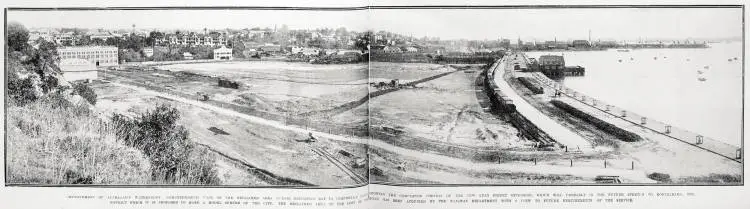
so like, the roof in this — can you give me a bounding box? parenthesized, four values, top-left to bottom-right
(213, 46, 233, 53)
(539, 55, 565, 64)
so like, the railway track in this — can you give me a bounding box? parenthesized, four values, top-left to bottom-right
(310, 147, 367, 184)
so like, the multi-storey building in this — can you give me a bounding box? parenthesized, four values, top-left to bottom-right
(57, 46, 119, 66)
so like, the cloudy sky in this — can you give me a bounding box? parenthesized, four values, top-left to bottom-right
(8, 7, 742, 41)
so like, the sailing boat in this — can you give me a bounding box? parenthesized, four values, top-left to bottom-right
(698, 77, 707, 82)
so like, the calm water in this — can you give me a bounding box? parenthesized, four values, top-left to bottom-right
(528, 42, 743, 146)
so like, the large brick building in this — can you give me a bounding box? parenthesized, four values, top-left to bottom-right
(538, 55, 566, 77)
(58, 46, 119, 66)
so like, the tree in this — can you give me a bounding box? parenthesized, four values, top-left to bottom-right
(7, 22, 29, 52)
(355, 31, 371, 53)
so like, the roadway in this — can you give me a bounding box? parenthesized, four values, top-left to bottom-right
(492, 54, 593, 151)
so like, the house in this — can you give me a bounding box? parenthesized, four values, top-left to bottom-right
(538, 55, 566, 77)
(59, 59, 97, 82)
(142, 47, 154, 57)
(183, 52, 194, 60)
(54, 32, 76, 46)
(57, 46, 118, 66)
(571, 40, 591, 48)
(383, 46, 402, 53)
(259, 45, 283, 55)
(403, 46, 419, 53)
(213, 46, 233, 60)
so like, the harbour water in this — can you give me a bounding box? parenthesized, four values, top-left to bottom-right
(528, 42, 743, 146)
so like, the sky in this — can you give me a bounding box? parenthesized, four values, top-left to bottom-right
(7, 7, 743, 41)
(371, 8, 743, 41)
(7, 9, 369, 32)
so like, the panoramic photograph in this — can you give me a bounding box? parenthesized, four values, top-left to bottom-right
(5, 9, 370, 187)
(4, 6, 743, 187)
(366, 7, 743, 185)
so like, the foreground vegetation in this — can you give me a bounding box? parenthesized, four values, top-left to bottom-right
(6, 22, 221, 185)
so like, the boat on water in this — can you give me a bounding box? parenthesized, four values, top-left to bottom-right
(618, 59, 622, 62)
(698, 77, 707, 82)
(617, 49, 630, 52)
(704, 65, 710, 69)
(697, 70, 704, 74)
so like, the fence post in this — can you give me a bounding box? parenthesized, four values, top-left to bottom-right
(665, 125, 672, 134)
(696, 135, 704, 145)
(592, 100, 597, 106)
(605, 105, 611, 111)
(621, 110, 627, 117)
(604, 160, 607, 168)
(570, 159, 573, 167)
(641, 117, 647, 125)
(631, 161, 634, 170)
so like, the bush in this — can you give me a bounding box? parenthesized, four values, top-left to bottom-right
(6, 101, 152, 184)
(647, 172, 671, 183)
(73, 82, 97, 105)
(111, 104, 220, 185)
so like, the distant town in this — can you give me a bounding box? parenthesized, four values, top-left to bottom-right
(25, 25, 728, 68)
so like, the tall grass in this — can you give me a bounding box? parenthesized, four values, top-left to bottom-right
(7, 94, 221, 185)
(7, 97, 152, 184)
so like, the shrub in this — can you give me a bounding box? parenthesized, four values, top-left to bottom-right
(111, 104, 221, 185)
(72, 82, 97, 105)
(6, 101, 152, 184)
(647, 172, 671, 183)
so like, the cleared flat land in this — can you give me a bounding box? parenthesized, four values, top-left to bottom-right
(94, 71, 368, 186)
(106, 61, 368, 116)
(367, 68, 523, 147)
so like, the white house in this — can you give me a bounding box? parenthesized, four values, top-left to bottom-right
(59, 59, 97, 82)
(213, 46, 233, 60)
(183, 52, 194, 60)
(142, 47, 154, 57)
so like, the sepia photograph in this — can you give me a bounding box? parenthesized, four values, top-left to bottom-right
(366, 6, 743, 185)
(5, 8, 370, 187)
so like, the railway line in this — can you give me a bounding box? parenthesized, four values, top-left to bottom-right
(310, 146, 368, 184)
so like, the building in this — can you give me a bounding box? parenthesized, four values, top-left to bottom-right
(142, 47, 154, 57)
(383, 46, 402, 53)
(538, 55, 566, 77)
(571, 40, 591, 48)
(213, 46, 233, 60)
(183, 52, 194, 60)
(57, 46, 118, 66)
(59, 59, 97, 82)
(403, 46, 419, 53)
(259, 45, 283, 55)
(54, 32, 76, 46)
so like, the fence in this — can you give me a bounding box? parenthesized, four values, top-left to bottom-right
(530, 72, 742, 162)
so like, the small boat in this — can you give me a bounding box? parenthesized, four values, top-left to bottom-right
(618, 59, 622, 62)
(728, 58, 733, 62)
(687, 58, 690, 61)
(704, 66, 710, 69)
(654, 57, 658, 60)
(617, 49, 630, 52)
(698, 77, 707, 82)
(697, 70, 704, 74)
(734, 57, 738, 60)
(630, 57, 634, 60)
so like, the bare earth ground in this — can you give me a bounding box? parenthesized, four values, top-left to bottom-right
(92, 81, 368, 186)
(105, 61, 369, 115)
(368, 69, 523, 148)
